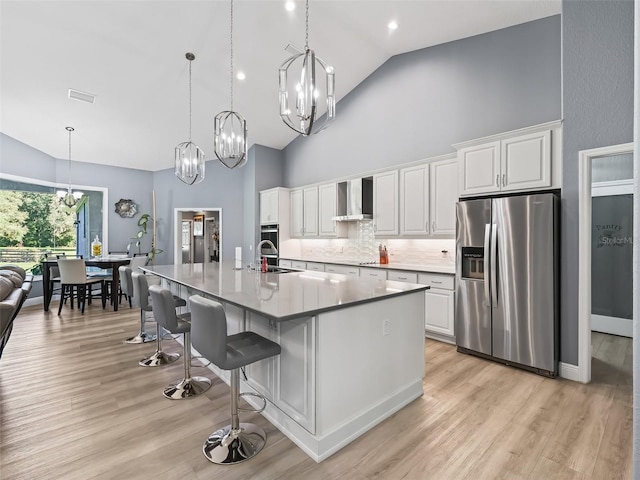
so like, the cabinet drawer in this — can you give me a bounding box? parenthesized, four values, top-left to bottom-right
(418, 273, 454, 290)
(360, 268, 387, 280)
(291, 261, 307, 270)
(306, 262, 324, 272)
(387, 270, 418, 283)
(325, 264, 359, 276)
(279, 259, 292, 268)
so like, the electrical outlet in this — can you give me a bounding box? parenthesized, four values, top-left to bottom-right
(383, 318, 390, 336)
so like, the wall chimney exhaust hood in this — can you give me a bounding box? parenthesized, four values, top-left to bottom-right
(333, 177, 373, 221)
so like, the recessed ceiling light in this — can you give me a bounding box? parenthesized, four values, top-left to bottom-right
(285, 1, 295, 12)
(237, 71, 246, 80)
(388, 20, 398, 31)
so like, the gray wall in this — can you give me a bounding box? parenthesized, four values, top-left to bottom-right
(151, 159, 246, 264)
(283, 15, 561, 187)
(562, 0, 634, 364)
(0, 133, 153, 254)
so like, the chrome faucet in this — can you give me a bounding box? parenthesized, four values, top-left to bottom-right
(255, 240, 278, 268)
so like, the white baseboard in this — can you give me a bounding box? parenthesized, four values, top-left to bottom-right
(559, 362, 581, 382)
(591, 314, 633, 338)
(24, 296, 46, 307)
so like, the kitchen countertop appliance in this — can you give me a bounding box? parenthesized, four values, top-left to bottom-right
(455, 192, 559, 377)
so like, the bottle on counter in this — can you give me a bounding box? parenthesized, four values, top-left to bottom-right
(91, 235, 102, 258)
(261, 256, 268, 273)
(382, 246, 389, 264)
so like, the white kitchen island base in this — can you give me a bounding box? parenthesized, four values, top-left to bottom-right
(194, 291, 425, 462)
(147, 263, 427, 463)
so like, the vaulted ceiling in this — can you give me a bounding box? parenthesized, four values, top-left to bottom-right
(0, 0, 560, 171)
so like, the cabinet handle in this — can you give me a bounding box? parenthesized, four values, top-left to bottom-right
(432, 221, 437, 232)
(496, 175, 500, 188)
(431, 280, 443, 284)
(397, 276, 407, 280)
(502, 174, 506, 187)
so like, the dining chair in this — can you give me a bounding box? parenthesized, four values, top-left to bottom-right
(57, 257, 106, 314)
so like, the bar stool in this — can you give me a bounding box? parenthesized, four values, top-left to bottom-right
(134, 272, 183, 367)
(189, 294, 281, 464)
(120, 266, 156, 344)
(148, 286, 211, 400)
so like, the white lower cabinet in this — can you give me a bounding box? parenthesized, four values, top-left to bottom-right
(324, 264, 359, 276)
(359, 268, 387, 280)
(305, 262, 324, 272)
(274, 316, 316, 433)
(418, 273, 455, 343)
(244, 313, 316, 434)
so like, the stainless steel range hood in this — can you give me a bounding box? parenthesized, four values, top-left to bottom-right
(332, 177, 373, 221)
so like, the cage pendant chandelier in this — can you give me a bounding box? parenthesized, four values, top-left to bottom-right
(279, 0, 335, 136)
(57, 126, 84, 207)
(175, 52, 205, 185)
(214, 0, 247, 169)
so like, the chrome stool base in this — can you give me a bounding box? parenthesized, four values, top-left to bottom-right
(139, 351, 180, 367)
(163, 376, 211, 400)
(124, 331, 157, 344)
(203, 423, 267, 464)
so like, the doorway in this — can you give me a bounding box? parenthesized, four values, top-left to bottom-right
(173, 208, 222, 265)
(578, 143, 634, 383)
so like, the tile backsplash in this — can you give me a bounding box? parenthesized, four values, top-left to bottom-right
(280, 220, 455, 266)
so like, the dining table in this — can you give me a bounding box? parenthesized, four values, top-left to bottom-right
(41, 256, 131, 312)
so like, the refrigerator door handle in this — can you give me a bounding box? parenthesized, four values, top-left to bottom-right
(491, 223, 498, 307)
(484, 224, 491, 307)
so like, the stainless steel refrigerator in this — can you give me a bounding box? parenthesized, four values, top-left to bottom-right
(455, 192, 559, 377)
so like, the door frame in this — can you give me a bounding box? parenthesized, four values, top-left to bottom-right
(578, 142, 634, 383)
(173, 208, 222, 264)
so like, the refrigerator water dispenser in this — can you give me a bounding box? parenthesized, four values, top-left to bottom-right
(461, 247, 484, 280)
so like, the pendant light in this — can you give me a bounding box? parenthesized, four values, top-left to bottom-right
(214, 0, 247, 169)
(279, 0, 335, 136)
(56, 126, 84, 207)
(175, 52, 205, 185)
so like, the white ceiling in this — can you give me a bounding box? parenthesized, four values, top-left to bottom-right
(0, 0, 560, 172)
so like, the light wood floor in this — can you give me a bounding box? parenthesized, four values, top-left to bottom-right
(0, 304, 632, 480)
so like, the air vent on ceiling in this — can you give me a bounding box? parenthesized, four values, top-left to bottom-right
(68, 88, 96, 104)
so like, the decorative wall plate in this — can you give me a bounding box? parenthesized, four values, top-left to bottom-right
(115, 199, 138, 218)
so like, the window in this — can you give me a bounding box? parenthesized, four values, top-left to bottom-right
(0, 174, 108, 269)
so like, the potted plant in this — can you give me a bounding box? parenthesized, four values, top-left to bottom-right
(129, 213, 163, 262)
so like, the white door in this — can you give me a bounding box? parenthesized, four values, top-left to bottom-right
(318, 183, 338, 236)
(458, 141, 501, 196)
(400, 164, 429, 236)
(373, 170, 399, 235)
(430, 157, 458, 236)
(303, 186, 318, 237)
(591, 180, 633, 337)
(501, 130, 551, 192)
(290, 189, 304, 237)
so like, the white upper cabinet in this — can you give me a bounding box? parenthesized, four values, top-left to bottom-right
(400, 164, 429, 236)
(290, 186, 318, 237)
(373, 170, 399, 236)
(260, 188, 279, 224)
(456, 122, 560, 197)
(429, 157, 458, 236)
(458, 141, 501, 196)
(260, 187, 290, 230)
(318, 183, 346, 237)
(500, 130, 551, 192)
(303, 187, 318, 236)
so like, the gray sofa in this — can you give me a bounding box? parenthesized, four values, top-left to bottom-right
(0, 265, 33, 359)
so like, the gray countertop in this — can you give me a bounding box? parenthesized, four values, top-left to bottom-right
(142, 262, 429, 321)
(280, 257, 455, 275)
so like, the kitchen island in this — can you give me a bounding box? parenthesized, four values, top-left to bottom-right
(143, 262, 428, 462)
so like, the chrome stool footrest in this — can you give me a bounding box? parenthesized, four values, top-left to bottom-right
(203, 423, 267, 464)
(238, 392, 267, 414)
